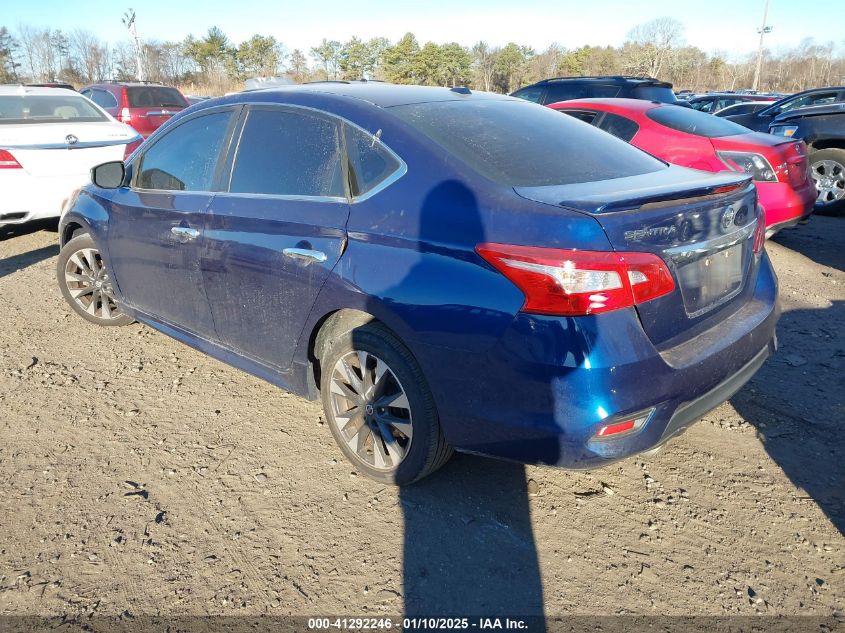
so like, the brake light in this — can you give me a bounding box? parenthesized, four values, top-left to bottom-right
(123, 138, 143, 159)
(118, 88, 132, 124)
(753, 205, 766, 252)
(593, 409, 653, 440)
(476, 244, 675, 316)
(0, 149, 22, 169)
(718, 151, 777, 182)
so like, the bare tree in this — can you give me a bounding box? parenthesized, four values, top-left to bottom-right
(71, 29, 110, 82)
(471, 41, 497, 91)
(624, 17, 685, 77)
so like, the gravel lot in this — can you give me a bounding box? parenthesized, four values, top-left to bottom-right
(0, 216, 842, 619)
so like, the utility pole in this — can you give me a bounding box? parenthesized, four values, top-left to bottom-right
(122, 8, 144, 81)
(751, 0, 772, 91)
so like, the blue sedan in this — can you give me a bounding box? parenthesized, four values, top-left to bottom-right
(57, 83, 779, 484)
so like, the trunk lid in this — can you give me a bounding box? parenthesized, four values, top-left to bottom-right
(515, 166, 762, 348)
(0, 122, 138, 176)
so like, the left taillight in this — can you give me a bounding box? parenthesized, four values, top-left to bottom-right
(475, 243, 676, 316)
(718, 151, 777, 182)
(123, 138, 143, 160)
(0, 149, 22, 169)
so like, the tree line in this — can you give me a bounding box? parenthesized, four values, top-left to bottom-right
(1, 18, 843, 94)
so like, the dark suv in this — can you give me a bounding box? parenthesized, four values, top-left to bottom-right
(511, 76, 680, 106)
(725, 86, 845, 132)
(770, 102, 845, 213)
(80, 82, 190, 138)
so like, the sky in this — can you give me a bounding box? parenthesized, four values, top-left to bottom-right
(2, 0, 839, 60)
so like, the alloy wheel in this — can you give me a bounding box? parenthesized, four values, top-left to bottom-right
(328, 350, 413, 471)
(63, 247, 122, 321)
(811, 159, 845, 205)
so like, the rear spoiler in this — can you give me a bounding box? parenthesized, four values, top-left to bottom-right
(600, 178, 753, 213)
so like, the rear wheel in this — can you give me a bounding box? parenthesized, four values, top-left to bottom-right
(57, 233, 133, 326)
(319, 322, 452, 485)
(810, 148, 845, 215)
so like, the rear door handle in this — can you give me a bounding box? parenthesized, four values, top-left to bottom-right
(283, 247, 327, 265)
(171, 226, 199, 242)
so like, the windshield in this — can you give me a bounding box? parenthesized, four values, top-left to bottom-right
(647, 106, 751, 137)
(127, 86, 187, 108)
(0, 95, 108, 124)
(389, 99, 665, 187)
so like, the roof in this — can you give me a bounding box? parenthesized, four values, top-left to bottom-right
(774, 102, 845, 122)
(236, 82, 511, 108)
(0, 85, 80, 97)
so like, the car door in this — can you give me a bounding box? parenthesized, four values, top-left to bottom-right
(107, 107, 238, 338)
(201, 105, 350, 370)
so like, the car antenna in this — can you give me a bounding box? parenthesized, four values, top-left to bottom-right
(450, 86, 471, 95)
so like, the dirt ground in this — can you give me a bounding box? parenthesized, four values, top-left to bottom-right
(0, 215, 842, 620)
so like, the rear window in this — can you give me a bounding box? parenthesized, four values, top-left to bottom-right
(632, 85, 677, 103)
(127, 86, 186, 108)
(0, 95, 107, 124)
(647, 106, 750, 137)
(546, 83, 621, 103)
(390, 99, 665, 187)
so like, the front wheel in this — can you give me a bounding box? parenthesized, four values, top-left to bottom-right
(57, 233, 133, 326)
(320, 322, 452, 485)
(810, 148, 845, 215)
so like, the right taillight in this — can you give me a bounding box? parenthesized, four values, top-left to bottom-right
(0, 149, 22, 169)
(118, 88, 132, 124)
(475, 243, 675, 316)
(753, 204, 766, 252)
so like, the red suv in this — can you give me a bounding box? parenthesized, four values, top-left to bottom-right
(80, 82, 190, 138)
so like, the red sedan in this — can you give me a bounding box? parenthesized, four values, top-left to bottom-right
(548, 98, 815, 237)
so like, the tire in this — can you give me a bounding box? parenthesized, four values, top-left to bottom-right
(320, 321, 453, 485)
(57, 233, 133, 327)
(810, 148, 845, 216)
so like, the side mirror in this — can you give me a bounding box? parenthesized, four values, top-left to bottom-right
(91, 161, 126, 189)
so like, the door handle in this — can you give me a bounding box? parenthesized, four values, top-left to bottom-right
(283, 247, 327, 265)
(171, 226, 199, 242)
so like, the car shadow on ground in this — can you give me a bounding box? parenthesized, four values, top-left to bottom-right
(400, 455, 546, 619)
(0, 219, 60, 280)
(730, 299, 845, 535)
(771, 218, 844, 272)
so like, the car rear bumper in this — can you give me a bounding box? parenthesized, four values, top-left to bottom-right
(1, 172, 89, 225)
(758, 179, 815, 235)
(416, 252, 780, 470)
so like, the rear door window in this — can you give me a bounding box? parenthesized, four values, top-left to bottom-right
(228, 108, 344, 198)
(596, 112, 640, 142)
(512, 85, 545, 103)
(344, 125, 402, 198)
(127, 86, 186, 108)
(562, 109, 598, 124)
(136, 110, 233, 191)
(90, 89, 117, 109)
